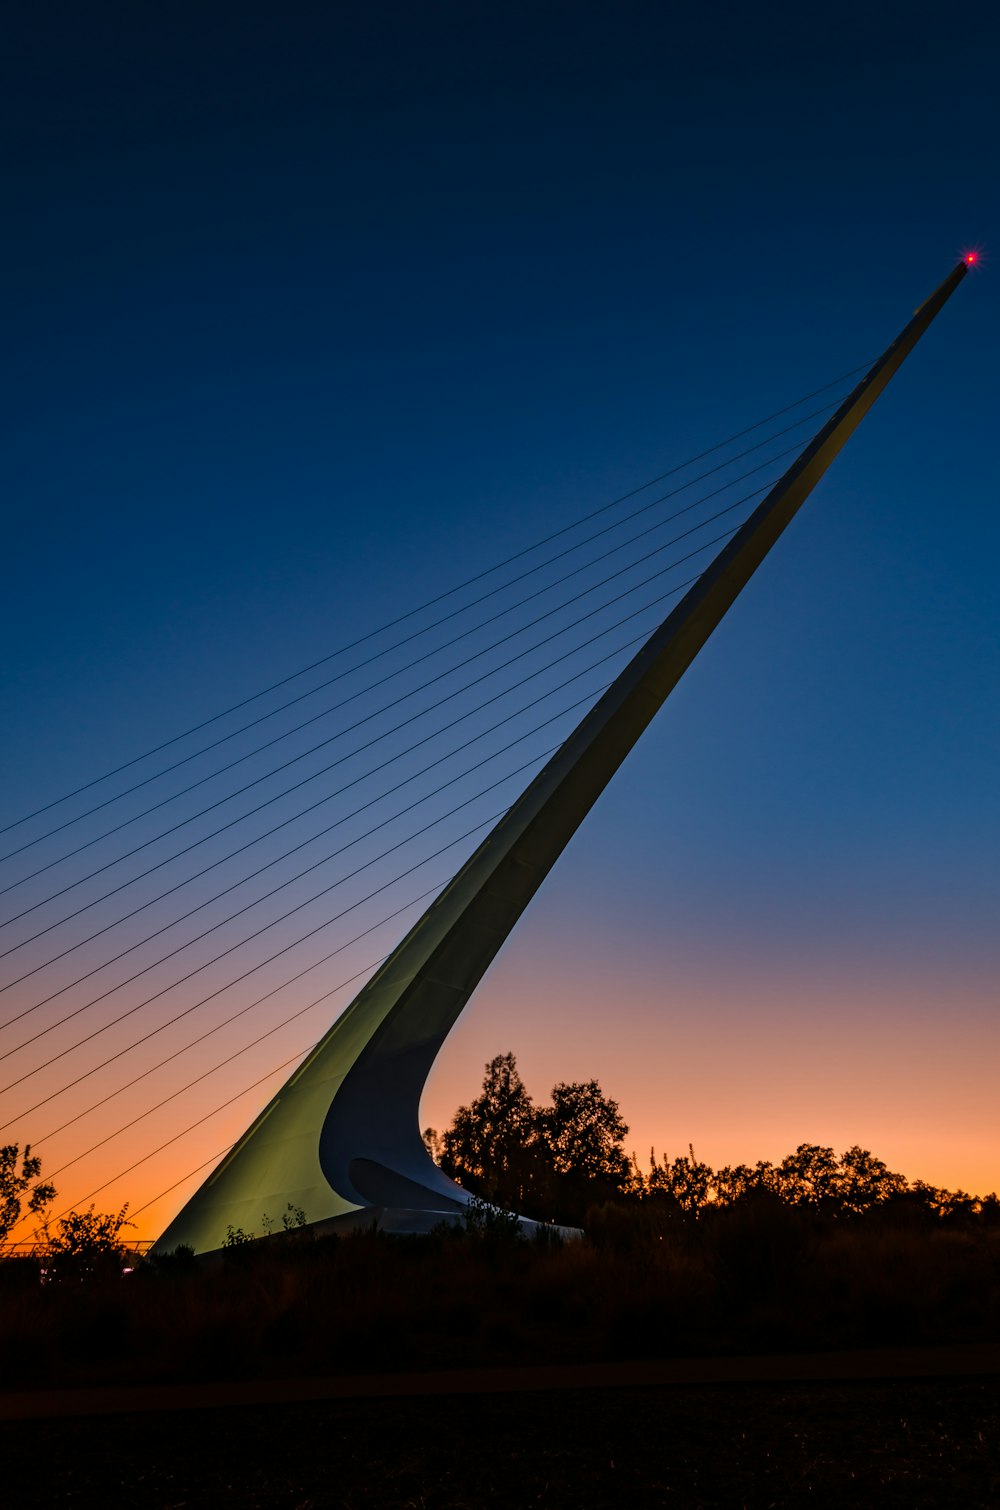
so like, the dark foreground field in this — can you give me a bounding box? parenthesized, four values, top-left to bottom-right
(5, 1212, 999, 1505)
(5, 1376, 999, 1508)
(5, 1206, 1000, 1392)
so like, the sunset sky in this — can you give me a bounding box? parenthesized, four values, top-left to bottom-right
(2, 4, 997, 1239)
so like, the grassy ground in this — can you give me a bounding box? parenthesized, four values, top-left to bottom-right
(5, 1378, 999, 1507)
(3, 1209, 999, 1392)
(6, 1215, 998, 1506)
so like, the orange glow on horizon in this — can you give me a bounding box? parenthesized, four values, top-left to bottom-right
(8, 920, 998, 1243)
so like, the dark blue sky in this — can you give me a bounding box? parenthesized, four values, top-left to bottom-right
(2, 3, 997, 1221)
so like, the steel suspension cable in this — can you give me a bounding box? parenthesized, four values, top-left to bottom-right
(33, 882, 450, 1148)
(19, 643, 680, 1146)
(1, 565, 725, 1131)
(6, 750, 554, 1028)
(3, 531, 765, 1188)
(1, 456, 791, 928)
(1, 504, 763, 1065)
(5, 679, 614, 1025)
(41, 947, 423, 1179)
(131, 1150, 233, 1223)
(2, 676, 612, 998)
(34, 950, 392, 1150)
(0, 362, 871, 845)
(2, 558, 716, 984)
(0, 429, 813, 897)
(2, 636, 644, 993)
(1, 751, 554, 1081)
(33, 1051, 317, 1232)
(0, 808, 509, 1126)
(6, 364, 886, 1235)
(0, 399, 841, 869)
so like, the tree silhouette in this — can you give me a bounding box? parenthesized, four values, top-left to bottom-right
(837, 1145, 908, 1213)
(648, 1145, 714, 1211)
(0, 1144, 56, 1250)
(775, 1144, 843, 1209)
(431, 1052, 996, 1232)
(437, 1055, 634, 1221)
(440, 1052, 543, 1209)
(42, 1204, 135, 1283)
(536, 1079, 629, 1186)
(714, 1160, 777, 1204)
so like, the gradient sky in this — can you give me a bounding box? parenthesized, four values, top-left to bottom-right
(2, 3, 997, 1238)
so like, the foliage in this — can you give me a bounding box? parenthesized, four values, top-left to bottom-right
(644, 1143, 913, 1220)
(713, 1160, 776, 1205)
(4, 1079, 1000, 1389)
(440, 1052, 541, 1208)
(0, 1143, 56, 1250)
(41, 1204, 134, 1283)
(222, 1205, 311, 1261)
(223, 1224, 256, 1247)
(648, 1145, 714, 1211)
(836, 1145, 909, 1213)
(774, 1143, 843, 1208)
(2, 1206, 999, 1393)
(261, 1203, 308, 1235)
(433, 1050, 992, 1236)
(439, 1053, 633, 1222)
(536, 1079, 630, 1186)
(906, 1180, 981, 1224)
(461, 1191, 525, 1244)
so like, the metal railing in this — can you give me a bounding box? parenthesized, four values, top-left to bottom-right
(1, 1238, 156, 1259)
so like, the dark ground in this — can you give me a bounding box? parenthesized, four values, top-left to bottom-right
(6, 1376, 999, 1508)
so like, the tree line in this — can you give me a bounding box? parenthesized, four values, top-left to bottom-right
(425, 1052, 998, 1229)
(3, 1050, 996, 1259)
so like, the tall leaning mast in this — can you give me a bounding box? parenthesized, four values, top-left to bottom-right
(155, 257, 971, 1255)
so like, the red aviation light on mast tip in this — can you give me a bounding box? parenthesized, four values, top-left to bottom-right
(965, 252, 977, 265)
(961, 246, 984, 269)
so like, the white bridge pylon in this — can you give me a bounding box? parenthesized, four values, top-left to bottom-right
(154, 261, 968, 1255)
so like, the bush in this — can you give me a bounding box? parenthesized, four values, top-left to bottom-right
(705, 1192, 815, 1306)
(41, 1205, 135, 1285)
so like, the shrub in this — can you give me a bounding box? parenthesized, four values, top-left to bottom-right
(41, 1205, 135, 1285)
